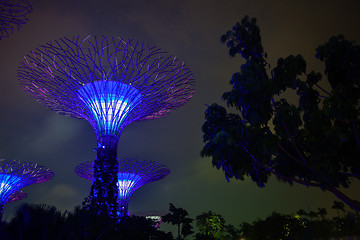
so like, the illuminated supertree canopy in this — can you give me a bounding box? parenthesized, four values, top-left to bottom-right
(18, 35, 194, 219)
(75, 158, 170, 217)
(0, 0, 32, 40)
(0, 159, 54, 219)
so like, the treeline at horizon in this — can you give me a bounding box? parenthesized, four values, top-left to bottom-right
(0, 201, 359, 240)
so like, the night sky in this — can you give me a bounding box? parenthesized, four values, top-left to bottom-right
(1, 0, 360, 228)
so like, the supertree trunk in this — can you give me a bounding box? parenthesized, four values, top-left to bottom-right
(118, 200, 129, 218)
(90, 137, 119, 218)
(0, 205, 3, 221)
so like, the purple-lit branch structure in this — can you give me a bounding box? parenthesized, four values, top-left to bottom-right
(75, 158, 170, 217)
(0, 0, 32, 40)
(6, 190, 27, 203)
(18, 36, 194, 218)
(0, 159, 54, 220)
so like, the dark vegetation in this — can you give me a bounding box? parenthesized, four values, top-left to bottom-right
(201, 15, 360, 211)
(162, 203, 194, 240)
(0, 201, 359, 239)
(0, 203, 173, 240)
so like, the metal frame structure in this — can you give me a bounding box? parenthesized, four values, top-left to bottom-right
(0, 0, 32, 40)
(18, 35, 194, 218)
(0, 159, 54, 219)
(75, 158, 170, 217)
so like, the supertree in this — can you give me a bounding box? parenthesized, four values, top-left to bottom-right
(18, 36, 194, 219)
(75, 158, 170, 217)
(0, 0, 32, 40)
(0, 159, 54, 220)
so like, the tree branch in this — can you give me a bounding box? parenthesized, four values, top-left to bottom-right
(270, 96, 308, 164)
(351, 119, 360, 151)
(315, 83, 331, 96)
(340, 172, 360, 179)
(277, 143, 305, 165)
(237, 141, 360, 212)
(325, 186, 360, 212)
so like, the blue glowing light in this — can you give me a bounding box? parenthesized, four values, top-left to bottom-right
(117, 173, 142, 198)
(0, 174, 22, 201)
(78, 81, 142, 136)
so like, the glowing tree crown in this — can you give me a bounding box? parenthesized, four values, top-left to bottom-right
(0, 0, 32, 40)
(18, 36, 195, 144)
(75, 158, 170, 200)
(75, 158, 170, 215)
(0, 159, 54, 218)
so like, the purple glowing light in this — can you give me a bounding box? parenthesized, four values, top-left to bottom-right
(78, 81, 142, 136)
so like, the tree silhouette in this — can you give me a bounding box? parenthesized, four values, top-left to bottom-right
(297, 207, 327, 220)
(201, 15, 360, 211)
(332, 200, 346, 218)
(7, 203, 65, 240)
(162, 203, 193, 240)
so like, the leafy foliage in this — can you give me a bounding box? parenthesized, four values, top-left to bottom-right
(162, 203, 193, 240)
(201, 15, 360, 210)
(194, 211, 240, 240)
(196, 211, 226, 239)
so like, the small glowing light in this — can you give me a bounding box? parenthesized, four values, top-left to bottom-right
(146, 216, 161, 221)
(117, 173, 141, 198)
(78, 81, 142, 135)
(0, 183, 11, 192)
